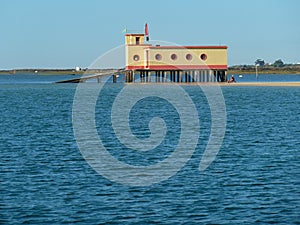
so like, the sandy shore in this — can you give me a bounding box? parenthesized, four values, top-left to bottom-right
(217, 82, 300, 86)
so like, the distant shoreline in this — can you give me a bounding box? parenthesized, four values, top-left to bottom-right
(0, 69, 116, 75)
(1, 67, 300, 75)
(228, 69, 300, 75)
(228, 64, 300, 75)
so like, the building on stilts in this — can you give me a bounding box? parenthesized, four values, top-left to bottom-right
(124, 24, 228, 83)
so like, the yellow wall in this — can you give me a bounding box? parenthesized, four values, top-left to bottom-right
(125, 34, 227, 69)
(126, 45, 145, 68)
(147, 48, 227, 67)
(125, 34, 145, 45)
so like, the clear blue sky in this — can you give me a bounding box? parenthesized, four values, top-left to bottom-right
(0, 0, 299, 69)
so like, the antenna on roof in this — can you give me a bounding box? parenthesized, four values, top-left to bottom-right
(145, 23, 149, 41)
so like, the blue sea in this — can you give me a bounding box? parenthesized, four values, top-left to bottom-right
(1, 74, 299, 224)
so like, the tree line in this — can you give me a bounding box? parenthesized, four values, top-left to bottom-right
(255, 59, 285, 67)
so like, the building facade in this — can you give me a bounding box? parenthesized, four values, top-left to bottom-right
(125, 33, 228, 83)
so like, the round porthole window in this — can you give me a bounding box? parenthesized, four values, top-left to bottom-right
(200, 53, 207, 61)
(186, 54, 192, 60)
(133, 55, 140, 61)
(155, 54, 162, 61)
(170, 54, 177, 60)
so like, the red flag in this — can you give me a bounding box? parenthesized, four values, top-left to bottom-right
(145, 23, 149, 41)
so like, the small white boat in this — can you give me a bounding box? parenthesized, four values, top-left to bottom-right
(239, 75, 243, 78)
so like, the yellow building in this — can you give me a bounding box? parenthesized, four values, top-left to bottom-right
(125, 32, 228, 83)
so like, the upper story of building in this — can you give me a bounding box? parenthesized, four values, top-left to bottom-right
(125, 33, 228, 71)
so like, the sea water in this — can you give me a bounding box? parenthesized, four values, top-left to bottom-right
(0, 75, 299, 224)
(0, 73, 300, 84)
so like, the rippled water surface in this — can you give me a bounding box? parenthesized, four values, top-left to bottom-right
(1, 79, 299, 224)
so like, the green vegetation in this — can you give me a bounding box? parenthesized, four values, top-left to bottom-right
(229, 62, 300, 74)
(273, 59, 284, 68)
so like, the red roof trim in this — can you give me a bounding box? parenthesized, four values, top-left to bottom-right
(146, 46, 227, 49)
(126, 65, 227, 70)
(125, 33, 145, 36)
(126, 44, 152, 47)
(126, 66, 145, 70)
